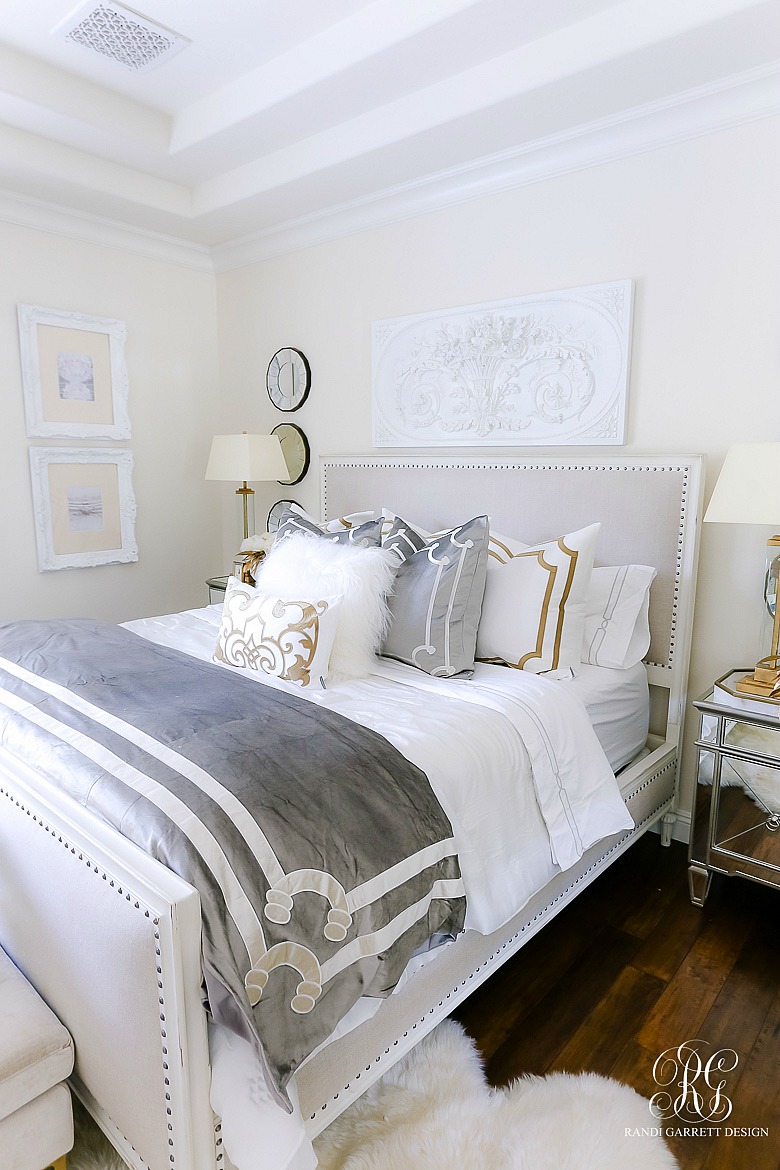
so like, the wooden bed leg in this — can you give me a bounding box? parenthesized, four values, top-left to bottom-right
(660, 811, 676, 846)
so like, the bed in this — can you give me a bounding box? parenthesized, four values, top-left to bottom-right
(0, 454, 703, 1170)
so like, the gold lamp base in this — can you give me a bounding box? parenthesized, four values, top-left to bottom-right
(736, 536, 780, 700)
(235, 482, 255, 542)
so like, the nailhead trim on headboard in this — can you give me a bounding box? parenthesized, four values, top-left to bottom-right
(322, 457, 696, 673)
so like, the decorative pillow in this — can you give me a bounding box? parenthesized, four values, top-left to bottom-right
(276, 508, 382, 547)
(381, 514, 489, 678)
(256, 532, 397, 679)
(214, 576, 340, 687)
(291, 503, 380, 533)
(581, 564, 656, 669)
(476, 523, 600, 674)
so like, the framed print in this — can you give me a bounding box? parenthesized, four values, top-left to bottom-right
(18, 304, 131, 439)
(29, 447, 138, 571)
(372, 280, 633, 447)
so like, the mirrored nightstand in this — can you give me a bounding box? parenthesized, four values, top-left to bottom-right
(689, 672, 780, 906)
(206, 576, 229, 604)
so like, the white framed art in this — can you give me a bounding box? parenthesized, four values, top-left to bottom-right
(29, 447, 138, 571)
(18, 304, 131, 439)
(372, 280, 633, 447)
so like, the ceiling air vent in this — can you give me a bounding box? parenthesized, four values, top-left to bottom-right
(54, 2, 190, 72)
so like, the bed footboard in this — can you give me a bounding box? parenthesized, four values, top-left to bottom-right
(0, 749, 219, 1170)
(295, 741, 677, 1135)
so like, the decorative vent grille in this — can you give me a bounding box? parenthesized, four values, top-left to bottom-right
(54, 2, 189, 72)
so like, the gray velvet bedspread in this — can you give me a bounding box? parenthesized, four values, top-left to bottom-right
(0, 620, 465, 1106)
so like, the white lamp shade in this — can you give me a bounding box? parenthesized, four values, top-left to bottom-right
(205, 433, 288, 483)
(704, 443, 780, 526)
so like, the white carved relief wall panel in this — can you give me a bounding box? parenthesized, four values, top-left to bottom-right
(372, 281, 633, 447)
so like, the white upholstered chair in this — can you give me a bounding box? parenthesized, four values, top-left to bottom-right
(0, 945, 74, 1170)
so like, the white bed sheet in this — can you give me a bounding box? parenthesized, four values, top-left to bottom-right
(560, 661, 649, 774)
(123, 606, 636, 1170)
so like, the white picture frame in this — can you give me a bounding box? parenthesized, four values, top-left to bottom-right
(18, 304, 131, 440)
(29, 447, 138, 571)
(372, 280, 633, 447)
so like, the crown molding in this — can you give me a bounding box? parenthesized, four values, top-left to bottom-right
(212, 60, 780, 272)
(0, 188, 214, 272)
(0, 61, 777, 275)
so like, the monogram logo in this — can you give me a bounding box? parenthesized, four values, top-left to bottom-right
(650, 1040, 738, 1123)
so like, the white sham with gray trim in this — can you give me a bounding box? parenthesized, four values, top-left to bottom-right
(581, 564, 656, 669)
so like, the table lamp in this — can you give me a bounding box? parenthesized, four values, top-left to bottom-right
(704, 442, 780, 697)
(205, 432, 288, 540)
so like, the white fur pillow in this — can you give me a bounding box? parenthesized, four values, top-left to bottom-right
(257, 533, 397, 679)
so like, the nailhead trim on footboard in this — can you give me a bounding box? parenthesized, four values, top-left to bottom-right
(0, 776, 222, 1170)
(0, 785, 165, 1166)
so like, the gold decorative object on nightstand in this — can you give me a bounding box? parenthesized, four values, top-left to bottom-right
(704, 442, 780, 697)
(235, 532, 275, 584)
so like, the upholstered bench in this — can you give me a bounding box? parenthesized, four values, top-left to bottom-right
(0, 944, 74, 1170)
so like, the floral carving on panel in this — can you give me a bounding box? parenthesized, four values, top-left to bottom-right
(372, 281, 632, 447)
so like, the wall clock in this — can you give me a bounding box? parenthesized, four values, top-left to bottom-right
(266, 348, 310, 412)
(272, 422, 310, 486)
(267, 499, 300, 532)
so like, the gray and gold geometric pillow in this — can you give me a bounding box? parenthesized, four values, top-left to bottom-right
(275, 509, 383, 547)
(381, 514, 489, 678)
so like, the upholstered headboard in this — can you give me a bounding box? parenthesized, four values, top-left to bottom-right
(321, 455, 704, 731)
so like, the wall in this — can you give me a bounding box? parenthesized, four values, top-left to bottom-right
(216, 114, 780, 816)
(0, 222, 222, 624)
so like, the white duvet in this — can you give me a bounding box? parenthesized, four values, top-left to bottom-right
(124, 605, 634, 1170)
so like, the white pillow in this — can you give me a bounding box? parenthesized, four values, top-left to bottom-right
(582, 564, 656, 669)
(476, 523, 600, 674)
(214, 577, 340, 687)
(256, 533, 397, 679)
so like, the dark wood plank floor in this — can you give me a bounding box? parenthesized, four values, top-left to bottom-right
(452, 834, 780, 1169)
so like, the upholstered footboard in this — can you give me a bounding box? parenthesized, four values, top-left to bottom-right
(0, 748, 219, 1170)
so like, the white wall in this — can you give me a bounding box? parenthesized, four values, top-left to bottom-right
(216, 114, 780, 813)
(0, 222, 222, 624)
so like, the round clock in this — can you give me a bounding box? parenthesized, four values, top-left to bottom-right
(266, 348, 310, 412)
(267, 499, 301, 533)
(271, 422, 310, 486)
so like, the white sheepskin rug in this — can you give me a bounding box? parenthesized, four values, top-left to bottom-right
(70, 1098, 127, 1170)
(314, 1021, 678, 1170)
(70, 1021, 678, 1169)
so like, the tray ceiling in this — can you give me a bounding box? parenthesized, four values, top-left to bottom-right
(0, 0, 777, 265)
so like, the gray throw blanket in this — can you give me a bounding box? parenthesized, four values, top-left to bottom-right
(0, 620, 465, 1106)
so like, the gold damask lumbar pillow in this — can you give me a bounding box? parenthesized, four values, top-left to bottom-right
(214, 576, 340, 688)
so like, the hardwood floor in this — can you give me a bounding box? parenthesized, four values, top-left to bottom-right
(452, 834, 780, 1169)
